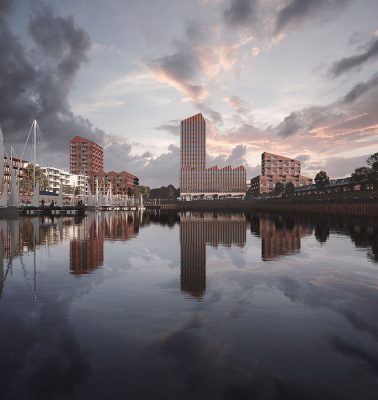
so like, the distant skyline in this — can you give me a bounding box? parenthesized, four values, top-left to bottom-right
(1, 0, 378, 187)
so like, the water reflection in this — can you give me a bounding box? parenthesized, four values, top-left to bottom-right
(180, 212, 246, 298)
(1, 212, 378, 281)
(70, 214, 104, 275)
(249, 214, 312, 260)
(0, 211, 378, 399)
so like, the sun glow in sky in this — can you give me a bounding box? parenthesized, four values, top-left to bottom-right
(1, 0, 378, 186)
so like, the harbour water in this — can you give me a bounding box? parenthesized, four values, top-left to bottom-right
(0, 211, 378, 399)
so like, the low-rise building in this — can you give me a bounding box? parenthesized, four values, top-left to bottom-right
(93, 171, 138, 196)
(2, 156, 29, 192)
(41, 166, 88, 195)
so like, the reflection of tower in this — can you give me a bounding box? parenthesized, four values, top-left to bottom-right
(180, 213, 246, 298)
(70, 214, 104, 275)
(180, 218, 206, 298)
(251, 215, 311, 260)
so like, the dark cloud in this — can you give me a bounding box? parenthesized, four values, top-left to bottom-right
(196, 104, 224, 125)
(275, 70, 378, 140)
(0, 1, 106, 165)
(223, 0, 257, 26)
(151, 50, 199, 83)
(0, 0, 13, 17)
(0, 1, 180, 185)
(342, 72, 378, 103)
(147, 47, 208, 102)
(275, 107, 330, 137)
(275, 0, 350, 35)
(105, 142, 180, 186)
(331, 37, 378, 76)
(330, 337, 378, 375)
(154, 121, 180, 136)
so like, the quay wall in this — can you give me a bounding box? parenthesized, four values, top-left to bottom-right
(158, 199, 378, 217)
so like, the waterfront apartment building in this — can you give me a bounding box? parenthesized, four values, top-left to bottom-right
(70, 136, 103, 191)
(40, 166, 88, 195)
(93, 170, 139, 196)
(250, 152, 312, 196)
(180, 113, 247, 198)
(2, 156, 28, 192)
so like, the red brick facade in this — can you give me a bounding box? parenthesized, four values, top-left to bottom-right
(70, 136, 104, 192)
(250, 152, 312, 196)
(93, 171, 138, 196)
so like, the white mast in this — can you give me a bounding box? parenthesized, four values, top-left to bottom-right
(0, 125, 4, 187)
(0, 125, 6, 207)
(9, 149, 20, 207)
(33, 120, 37, 190)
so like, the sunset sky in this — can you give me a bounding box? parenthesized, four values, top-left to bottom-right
(1, 0, 378, 186)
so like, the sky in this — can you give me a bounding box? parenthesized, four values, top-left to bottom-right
(1, 0, 378, 187)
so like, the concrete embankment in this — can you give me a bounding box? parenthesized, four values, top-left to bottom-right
(159, 199, 378, 217)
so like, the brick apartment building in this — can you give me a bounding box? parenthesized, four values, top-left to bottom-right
(250, 152, 312, 196)
(69, 136, 138, 195)
(93, 170, 138, 196)
(180, 113, 247, 198)
(70, 136, 104, 192)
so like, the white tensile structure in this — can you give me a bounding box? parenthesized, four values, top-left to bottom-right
(0, 125, 7, 207)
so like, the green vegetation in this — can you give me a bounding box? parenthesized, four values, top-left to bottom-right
(314, 170, 330, 189)
(284, 182, 295, 196)
(133, 185, 151, 199)
(64, 185, 81, 195)
(132, 184, 180, 199)
(150, 184, 180, 199)
(351, 152, 378, 189)
(19, 163, 49, 195)
(273, 182, 285, 195)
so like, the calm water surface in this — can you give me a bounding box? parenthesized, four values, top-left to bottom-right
(1, 211, 378, 399)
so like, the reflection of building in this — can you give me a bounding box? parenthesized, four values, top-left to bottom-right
(69, 212, 139, 275)
(180, 114, 247, 198)
(250, 152, 312, 196)
(70, 218, 104, 275)
(180, 213, 246, 298)
(103, 212, 137, 240)
(251, 215, 311, 260)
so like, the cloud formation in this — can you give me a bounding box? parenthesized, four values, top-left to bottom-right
(275, 0, 351, 35)
(331, 37, 378, 76)
(0, 1, 105, 166)
(223, 0, 257, 26)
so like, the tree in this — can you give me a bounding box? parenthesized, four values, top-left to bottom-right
(150, 185, 180, 199)
(285, 182, 295, 196)
(64, 185, 80, 195)
(19, 163, 49, 195)
(314, 170, 330, 189)
(133, 185, 150, 199)
(351, 167, 372, 184)
(350, 151, 378, 189)
(367, 152, 378, 168)
(273, 182, 285, 195)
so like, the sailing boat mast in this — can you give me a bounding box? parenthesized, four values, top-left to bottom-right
(33, 120, 37, 189)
